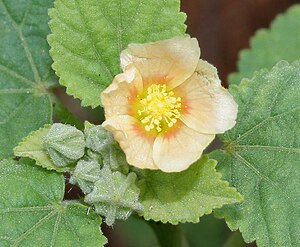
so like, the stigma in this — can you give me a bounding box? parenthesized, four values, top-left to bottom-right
(137, 84, 182, 133)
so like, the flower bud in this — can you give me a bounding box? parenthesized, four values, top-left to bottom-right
(43, 123, 85, 167)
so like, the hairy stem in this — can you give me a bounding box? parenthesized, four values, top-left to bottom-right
(148, 221, 189, 247)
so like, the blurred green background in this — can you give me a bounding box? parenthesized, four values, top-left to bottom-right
(103, 215, 246, 247)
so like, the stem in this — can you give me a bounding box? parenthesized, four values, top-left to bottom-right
(223, 231, 246, 247)
(148, 221, 189, 247)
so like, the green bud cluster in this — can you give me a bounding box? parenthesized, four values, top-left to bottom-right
(14, 122, 143, 226)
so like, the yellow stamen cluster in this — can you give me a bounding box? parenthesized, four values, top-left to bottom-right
(137, 84, 182, 132)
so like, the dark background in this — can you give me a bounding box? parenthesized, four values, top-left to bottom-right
(182, 0, 299, 85)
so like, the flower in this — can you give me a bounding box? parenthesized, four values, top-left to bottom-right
(101, 36, 238, 172)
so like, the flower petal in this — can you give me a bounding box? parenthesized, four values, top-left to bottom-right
(121, 36, 200, 89)
(101, 66, 143, 119)
(102, 115, 158, 170)
(177, 60, 238, 134)
(194, 59, 221, 84)
(153, 123, 215, 172)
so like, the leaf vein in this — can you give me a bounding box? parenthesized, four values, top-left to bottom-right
(234, 145, 300, 153)
(0, 88, 34, 94)
(0, 206, 52, 214)
(74, 0, 114, 80)
(232, 106, 300, 144)
(0, 0, 42, 84)
(145, 182, 177, 221)
(52, 39, 106, 70)
(19, 1, 32, 28)
(232, 152, 291, 201)
(0, 63, 35, 87)
(0, 96, 33, 125)
(122, 0, 143, 32)
(50, 213, 61, 247)
(12, 210, 56, 247)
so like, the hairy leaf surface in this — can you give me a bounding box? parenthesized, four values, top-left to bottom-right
(0, 159, 106, 247)
(211, 61, 300, 247)
(0, 0, 57, 159)
(0, 0, 56, 158)
(48, 0, 186, 107)
(138, 156, 242, 224)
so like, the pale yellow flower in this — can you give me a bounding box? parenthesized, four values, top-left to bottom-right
(101, 36, 237, 172)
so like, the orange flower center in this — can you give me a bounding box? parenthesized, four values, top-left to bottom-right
(136, 84, 182, 133)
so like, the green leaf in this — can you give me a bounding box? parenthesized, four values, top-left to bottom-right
(48, 0, 186, 108)
(0, 159, 107, 247)
(85, 168, 143, 226)
(138, 156, 242, 224)
(211, 61, 300, 247)
(229, 5, 300, 84)
(0, 0, 57, 159)
(14, 125, 71, 172)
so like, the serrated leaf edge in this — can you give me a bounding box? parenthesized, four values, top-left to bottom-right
(140, 157, 243, 225)
(219, 60, 300, 246)
(228, 4, 300, 84)
(13, 124, 71, 173)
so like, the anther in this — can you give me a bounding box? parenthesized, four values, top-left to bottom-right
(137, 84, 182, 133)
